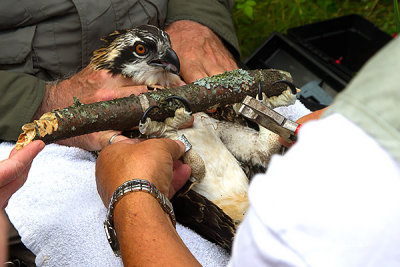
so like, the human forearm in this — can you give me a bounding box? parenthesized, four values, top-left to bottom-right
(166, 20, 238, 83)
(166, 0, 239, 58)
(96, 140, 195, 265)
(165, 0, 239, 84)
(114, 193, 200, 267)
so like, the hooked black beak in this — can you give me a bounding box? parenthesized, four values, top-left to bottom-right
(149, 48, 180, 75)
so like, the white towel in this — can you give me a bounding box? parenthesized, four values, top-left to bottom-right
(1, 100, 309, 267)
(274, 99, 311, 121)
(1, 143, 230, 267)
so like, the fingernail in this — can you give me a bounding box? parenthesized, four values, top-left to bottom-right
(39, 141, 46, 150)
(31, 140, 45, 150)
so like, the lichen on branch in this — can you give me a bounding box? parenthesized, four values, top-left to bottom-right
(15, 69, 294, 150)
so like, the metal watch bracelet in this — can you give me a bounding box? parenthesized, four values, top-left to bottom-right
(104, 179, 176, 256)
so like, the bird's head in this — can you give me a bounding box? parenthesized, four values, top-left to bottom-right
(90, 25, 181, 87)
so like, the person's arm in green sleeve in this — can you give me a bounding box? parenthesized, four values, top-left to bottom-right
(0, 71, 45, 141)
(165, 0, 240, 83)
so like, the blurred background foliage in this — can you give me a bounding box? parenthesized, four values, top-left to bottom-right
(233, 0, 398, 59)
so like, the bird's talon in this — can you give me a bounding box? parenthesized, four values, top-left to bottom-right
(271, 80, 298, 95)
(140, 105, 160, 124)
(257, 80, 263, 101)
(163, 95, 192, 114)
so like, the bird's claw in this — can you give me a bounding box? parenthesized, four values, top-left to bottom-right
(140, 105, 160, 124)
(139, 95, 192, 137)
(162, 95, 192, 114)
(257, 80, 264, 101)
(140, 95, 191, 124)
(271, 80, 297, 95)
(257, 80, 297, 102)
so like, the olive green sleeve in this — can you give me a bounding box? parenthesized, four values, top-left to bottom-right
(0, 71, 45, 141)
(166, 0, 240, 58)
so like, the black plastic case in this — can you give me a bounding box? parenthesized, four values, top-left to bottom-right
(287, 14, 392, 82)
(244, 14, 392, 110)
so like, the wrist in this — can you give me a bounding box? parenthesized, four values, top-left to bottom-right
(114, 192, 174, 233)
(106, 177, 170, 202)
(33, 79, 74, 119)
(104, 179, 176, 256)
(143, 176, 170, 198)
(167, 20, 211, 35)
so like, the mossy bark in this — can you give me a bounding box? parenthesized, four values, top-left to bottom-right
(16, 69, 293, 148)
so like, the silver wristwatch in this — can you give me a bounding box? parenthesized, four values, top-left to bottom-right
(104, 179, 176, 256)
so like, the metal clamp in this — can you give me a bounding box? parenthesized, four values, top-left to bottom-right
(238, 95, 300, 143)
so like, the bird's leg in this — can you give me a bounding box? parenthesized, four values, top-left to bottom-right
(138, 95, 192, 138)
(139, 106, 168, 137)
(139, 97, 206, 183)
(215, 81, 299, 171)
(161, 96, 192, 139)
(162, 98, 205, 183)
(139, 107, 192, 138)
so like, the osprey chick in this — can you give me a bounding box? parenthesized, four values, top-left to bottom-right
(89, 25, 298, 251)
(90, 25, 181, 87)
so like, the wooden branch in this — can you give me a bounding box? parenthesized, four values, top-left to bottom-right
(16, 69, 293, 149)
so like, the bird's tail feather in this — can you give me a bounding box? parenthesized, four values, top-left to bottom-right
(172, 182, 235, 252)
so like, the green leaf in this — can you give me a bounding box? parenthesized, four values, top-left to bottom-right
(247, 0, 257, 6)
(243, 5, 254, 19)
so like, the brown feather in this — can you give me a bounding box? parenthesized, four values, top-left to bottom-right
(172, 181, 235, 252)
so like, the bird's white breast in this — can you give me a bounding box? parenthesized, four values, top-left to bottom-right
(178, 113, 249, 222)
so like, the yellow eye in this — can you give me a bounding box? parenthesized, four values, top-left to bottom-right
(135, 44, 146, 55)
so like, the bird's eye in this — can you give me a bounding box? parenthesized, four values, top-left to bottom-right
(135, 44, 146, 55)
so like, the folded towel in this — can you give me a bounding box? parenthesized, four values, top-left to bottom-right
(1, 100, 309, 267)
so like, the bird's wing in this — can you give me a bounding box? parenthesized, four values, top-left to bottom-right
(172, 181, 236, 252)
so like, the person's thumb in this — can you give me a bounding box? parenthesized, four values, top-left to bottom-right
(156, 138, 186, 161)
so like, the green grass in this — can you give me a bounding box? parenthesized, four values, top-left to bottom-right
(233, 0, 397, 59)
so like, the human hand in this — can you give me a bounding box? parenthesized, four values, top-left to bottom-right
(34, 67, 150, 151)
(166, 20, 238, 83)
(0, 140, 45, 208)
(95, 139, 191, 205)
(279, 107, 328, 147)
